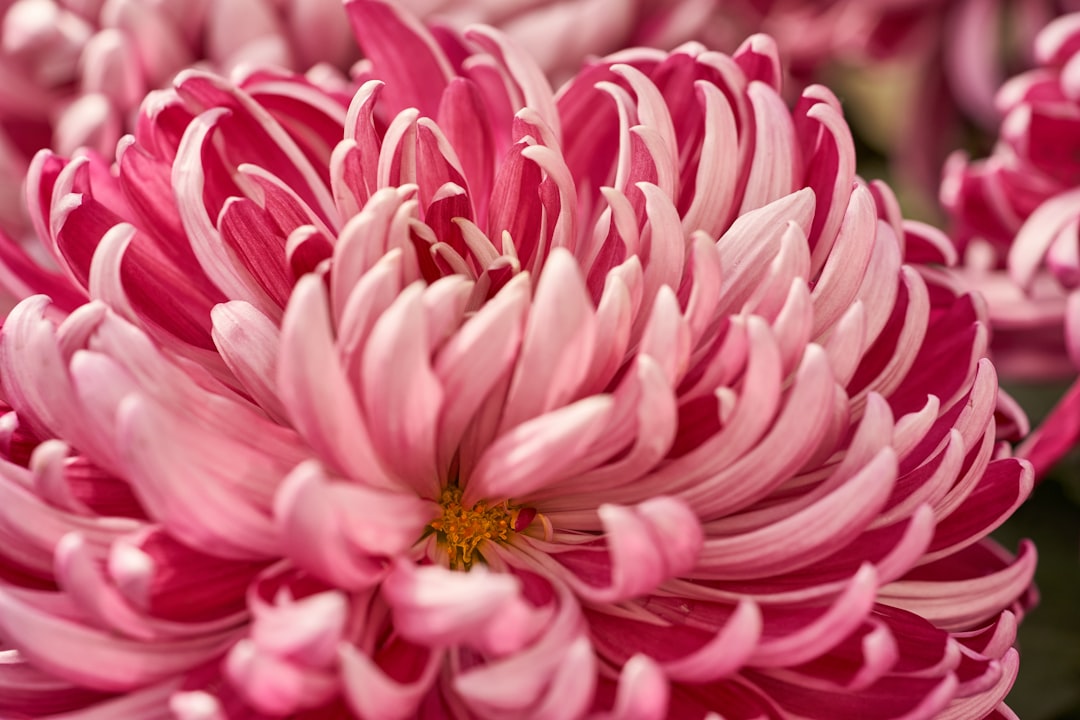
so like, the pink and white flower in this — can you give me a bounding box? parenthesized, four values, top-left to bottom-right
(0, 1, 1034, 717)
(943, 12, 1080, 478)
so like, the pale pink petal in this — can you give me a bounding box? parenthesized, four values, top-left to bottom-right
(274, 460, 432, 590)
(360, 283, 444, 495)
(466, 395, 614, 504)
(0, 585, 238, 692)
(117, 395, 281, 560)
(277, 274, 393, 489)
(210, 301, 288, 424)
(590, 654, 669, 720)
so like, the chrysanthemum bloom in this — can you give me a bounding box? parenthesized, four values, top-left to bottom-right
(943, 12, 1080, 478)
(0, 0, 356, 243)
(0, 1, 1035, 717)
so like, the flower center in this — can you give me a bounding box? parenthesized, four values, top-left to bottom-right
(428, 486, 536, 569)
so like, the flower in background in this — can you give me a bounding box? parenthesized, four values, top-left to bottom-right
(0, 0, 356, 242)
(0, 0, 1034, 717)
(944, 12, 1080, 479)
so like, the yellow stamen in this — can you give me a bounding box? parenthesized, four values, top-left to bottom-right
(429, 486, 523, 569)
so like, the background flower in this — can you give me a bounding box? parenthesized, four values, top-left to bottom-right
(0, 0, 1039, 718)
(943, 12, 1080, 480)
(0, 0, 356, 246)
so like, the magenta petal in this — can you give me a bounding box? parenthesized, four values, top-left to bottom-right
(345, 0, 453, 117)
(1017, 374, 1080, 479)
(171, 108, 278, 317)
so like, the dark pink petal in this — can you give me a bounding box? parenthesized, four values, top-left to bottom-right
(591, 597, 761, 683)
(216, 198, 292, 308)
(171, 108, 279, 317)
(1016, 374, 1080, 478)
(922, 458, 1033, 560)
(883, 541, 1036, 631)
(747, 670, 956, 720)
(107, 529, 265, 623)
(345, 0, 453, 118)
(751, 565, 880, 667)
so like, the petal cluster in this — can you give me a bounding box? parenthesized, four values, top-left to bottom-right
(420, 0, 1079, 204)
(0, 1, 1034, 718)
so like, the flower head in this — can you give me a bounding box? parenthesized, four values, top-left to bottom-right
(0, 1, 1034, 717)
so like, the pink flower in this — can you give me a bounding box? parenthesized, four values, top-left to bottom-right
(0, 1, 1034, 717)
(943, 12, 1080, 478)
